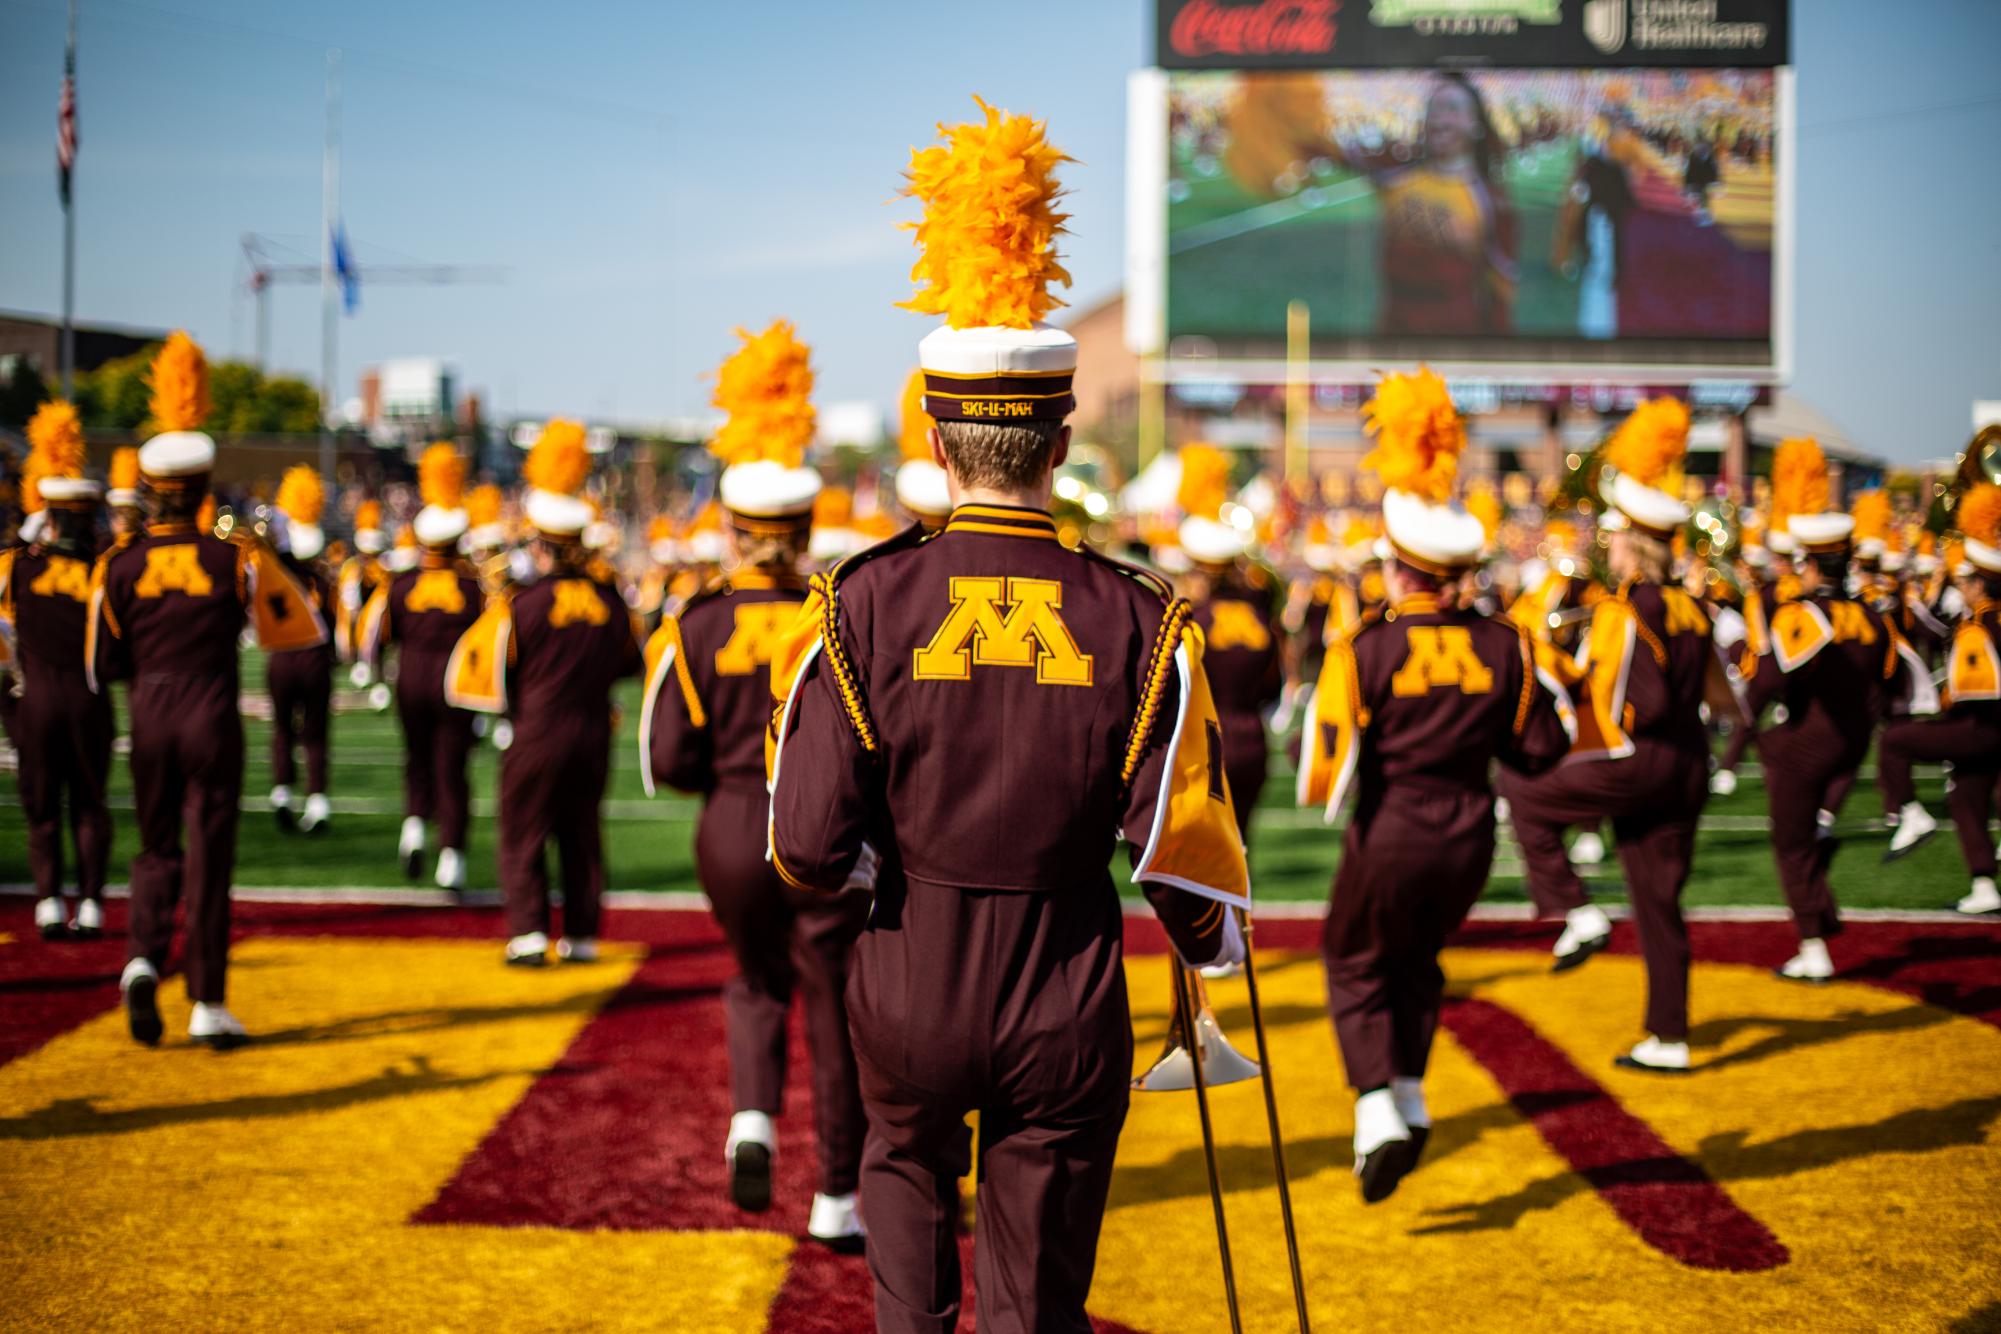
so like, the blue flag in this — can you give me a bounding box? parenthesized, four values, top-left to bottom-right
(331, 222, 359, 314)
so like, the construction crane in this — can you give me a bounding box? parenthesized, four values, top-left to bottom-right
(238, 233, 505, 372)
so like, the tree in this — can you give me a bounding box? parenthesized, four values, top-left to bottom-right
(72, 344, 322, 435)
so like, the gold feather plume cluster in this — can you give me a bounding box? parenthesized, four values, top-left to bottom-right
(815, 485, 854, 528)
(147, 331, 211, 434)
(1177, 444, 1232, 521)
(524, 419, 591, 496)
(1771, 437, 1829, 525)
(275, 466, 325, 525)
(1341, 515, 1380, 548)
(1606, 397, 1689, 491)
(709, 321, 816, 469)
(901, 96, 1073, 331)
(1960, 483, 2001, 549)
(898, 368, 935, 463)
(465, 484, 502, 529)
(354, 499, 383, 532)
(647, 514, 674, 544)
(1849, 489, 1890, 544)
(23, 399, 87, 510)
(1465, 481, 1503, 540)
(418, 442, 466, 509)
(1361, 368, 1465, 504)
(109, 447, 140, 492)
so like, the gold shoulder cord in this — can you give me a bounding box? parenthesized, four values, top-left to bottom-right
(1121, 596, 1192, 789)
(810, 570, 879, 754)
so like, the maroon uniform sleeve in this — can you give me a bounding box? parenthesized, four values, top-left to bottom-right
(646, 615, 715, 796)
(768, 644, 874, 895)
(1502, 664, 1572, 777)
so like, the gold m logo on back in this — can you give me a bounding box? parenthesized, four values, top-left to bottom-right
(548, 579, 609, 628)
(913, 576, 1093, 687)
(133, 545, 214, 598)
(30, 555, 92, 603)
(1390, 625, 1494, 697)
(714, 603, 797, 677)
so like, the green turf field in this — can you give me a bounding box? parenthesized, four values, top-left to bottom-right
(1166, 140, 1582, 340)
(0, 651, 1978, 913)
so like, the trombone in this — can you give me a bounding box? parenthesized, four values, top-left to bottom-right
(1135, 908, 1310, 1333)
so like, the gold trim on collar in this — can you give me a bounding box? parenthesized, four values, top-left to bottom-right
(945, 505, 1059, 541)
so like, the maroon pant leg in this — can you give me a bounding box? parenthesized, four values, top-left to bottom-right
(1219, 712, 1268, 843)
(14, 685, 67, 901)
(126, 685, 188, 972)
(857, 1092, 972, 1334)
(1947, 761, 2000, 879)
(1611, 809, 1697, 1041)
(1323, 788, 1493, 1092)
(1717, 719, 1756, 773)
(1495, 762, 1602, 917)
(15, 675, 113, 901)
(432, 704, 475, 851)
(1760, 735, 1844, 941)
(788, 881, 869, 1197)
(497, 732, 556, 938)
(552, 723, 609, 941)
(297, 654, 331, 794)
(71, 682, 113, 901)
(973, 1107, 1125, 1334)
(1879, 716, 2001, 877)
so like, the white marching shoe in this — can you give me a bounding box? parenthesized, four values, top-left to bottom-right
(270, 784, 296, 830)
(1552, 904, 1612, 973)
(435, 847, 466, 894)
(1708, 768, 1737, 797)
(1777, 938, 1834, 984)
(807, 1192, 865, 1254)
(1958, 877, 2001, 916)
(1884, 802, 1937, 862)
(1616, 1035, 1691, 1074)
(556, 936, 597, 964)
(399, 816, 426, 878)
(299, 793, 331, 835)
(1814, 808, 1837, 841)
(188, 1002, 249, 1050)
(121, 958, 163, 1047)
(1390, 1076, 1432, 1165)
(73, 898, 104, 938)
(1353, 1087, 1415, 1204)
(727, 1110, 775, 1213)
(1494, 795, 1512, 824)
(34, 896, 69, 940)
(1570, 830, 1606, 866)
(504, 932, 550, 967)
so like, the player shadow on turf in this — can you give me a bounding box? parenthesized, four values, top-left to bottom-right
(0, 1055, 527, 1140)
(244, 978, 720, 1049)
(1950, 1298, 2001, 1333)
(1684, 1001, 1953, 1072)
(1107, 1100, 1521, 1206)
(1411, 1094, 2001, 1237)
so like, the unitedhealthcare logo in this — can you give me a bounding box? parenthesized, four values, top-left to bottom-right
(1584, 0, 1627, 52)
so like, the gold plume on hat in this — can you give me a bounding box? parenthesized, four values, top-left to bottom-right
(109, 447, 140, 493)
(1605, 397, 1689, 492)
(901, 96, 1073, 330)
(27, 399, 86, 477)
(708, 321, 816, 469)
(146, 331, 211, 434)
(1361, 367, 1465, 504)
(418, 442, 466, 510)
(898, 368, 935, 463)
(1176, 444, 1232, 521)
(1771, 437, 1829, 527)
(524, 419, 591, 496)
(647, 514, 674, 544)
(1340, 515, 1380, 547)
(275, 466, 325, 525)
(465, 484, 502, 529)
(354, 499, 383, 531)
(1960, 483, 2001, 550)
(814, 485, 854, 529)
(1849, 489, 1890, 544)
(1465, 481, 1503, 541)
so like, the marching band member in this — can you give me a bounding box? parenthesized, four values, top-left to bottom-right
(1749, 439, 1915, 982)
(1302, 369, 1569, 1200)
(893, 368, 953, 533)
(446, 420, 640, 965)
(106, 447, 143, 546)
(336, 498, 389, 664)
(640, 322, 867, 1248)
(5, 401, 112, 939)
(767, 100, 1246, 1333)
(364, 444, 481, 893)
(1497, 399, 1730, 1070)
(1177, 445, 1283, 842)
(266, 466, 336, 834)
(91, 333, 326, 1047)
(634, 515, 679, 630)
(1879, 484, 2001, 913)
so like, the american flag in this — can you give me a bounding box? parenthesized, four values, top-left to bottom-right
(57, 57, 77, 205)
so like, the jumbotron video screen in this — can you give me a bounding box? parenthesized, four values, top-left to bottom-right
(1166, 67, 1782, 367)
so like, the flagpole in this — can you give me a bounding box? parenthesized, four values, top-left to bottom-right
(60, 0, 77, 399)
(319, 47, 340, 486)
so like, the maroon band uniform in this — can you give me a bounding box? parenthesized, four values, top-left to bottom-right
(92, 521, 250, 1003)
(266, 554, 335, 799)
(645, 568, 868, 1202)
(1312, 595, 1568, 1092)
(769, 508, 1236, 1334)
(377, 558, 484, 854)
(3, 542, 115, 905)
(1877, 597, 2000, 880)
(497, 568, 641, 942)
(1190, 573, 1283, 840)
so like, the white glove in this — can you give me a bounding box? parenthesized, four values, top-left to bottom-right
(841, 842, 881, 895)
(1185, 907, 1245, 971)
(349, 662, 373, 689)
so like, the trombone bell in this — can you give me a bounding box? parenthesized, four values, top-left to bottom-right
(1134, 979, 1261, 1092)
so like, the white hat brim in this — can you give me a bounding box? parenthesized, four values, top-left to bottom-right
(894, 460, 952, 518)
(1382, 489, 1485, 572)
(719, 461, 821, 519)
(414, 507, 469, 548)
(1179, 515, 1250, 564)
(138, 431, 216, 477)
(527, 489, 594, 537)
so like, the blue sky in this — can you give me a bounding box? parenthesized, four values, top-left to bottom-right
(1, 0, 1996, 462)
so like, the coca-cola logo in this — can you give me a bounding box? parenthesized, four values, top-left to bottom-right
(1167, 0, 1341, 58)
